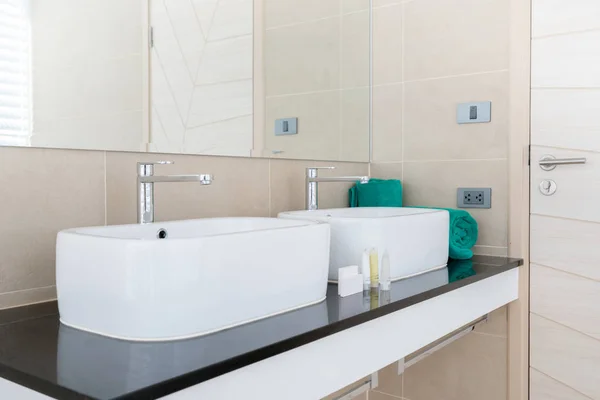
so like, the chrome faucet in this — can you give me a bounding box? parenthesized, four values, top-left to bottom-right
(305, 167, 370, 211)
(137, 161, 213, 224)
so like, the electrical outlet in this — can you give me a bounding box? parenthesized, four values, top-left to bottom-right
(457, 188, 492, 209)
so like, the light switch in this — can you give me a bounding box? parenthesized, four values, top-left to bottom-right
(275, 118, 298, 135)
(457, 101, 491, 124)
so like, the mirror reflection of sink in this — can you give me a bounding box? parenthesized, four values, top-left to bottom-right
(56, 218, 330, 341)
(278, 208, 449, 282)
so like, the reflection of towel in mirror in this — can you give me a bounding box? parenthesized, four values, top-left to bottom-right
(349, 179, 403, 207)
(448, 259, 476, 283)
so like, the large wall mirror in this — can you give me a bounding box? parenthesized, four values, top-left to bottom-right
(0, 0, 371, 162)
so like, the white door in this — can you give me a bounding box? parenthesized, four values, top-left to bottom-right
(529, 1, 600, 399)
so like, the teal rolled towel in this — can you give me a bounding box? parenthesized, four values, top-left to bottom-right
(448, 259, 476, 283)
(441, 208, 479, 260)
(348, 179, 403, 207)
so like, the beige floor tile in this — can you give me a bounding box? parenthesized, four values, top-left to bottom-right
(105, 152, 270, 224)
(0, 147, 105, 294)
(269, 159, 369, 216)
(403, 160, 508, 248)
(403, 332, 507, 400)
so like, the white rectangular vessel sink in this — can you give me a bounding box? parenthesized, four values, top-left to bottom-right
(56, 218, 330, 342)
(279, 208, 449, 282)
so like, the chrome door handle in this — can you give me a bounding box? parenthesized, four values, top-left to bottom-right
(539, 155, 587, 171)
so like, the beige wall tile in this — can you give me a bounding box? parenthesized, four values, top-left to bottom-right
(342, 0, 369, 13)
(403, 72, 509, 161)
(372, 84, 403, 163)
(403, 160, 508, 247)
(531, 264, 600, 340)
(369, 390, 403, 400)
(530, 313, 600, 399)
(530, 368, 591, 400)
(0, 147, 105, 295)
(532, 0, 600, 38)
(341, 88, 370, 162)
(373, 4, 402, 85)
(472, 245, 508, 257)
(532, 32, 600, 88)
(321, 377, 369, 400)
(531, 146, 600, 224)
(403, 332, 507, 400)
(403, 0, 509, 81)
(265, 0, 338, 28)
(269, 159, 369, 216)
(474, 306, 508, 337)
(341, 11, 370, 89)
(374, 361, 403, 397)
(265, 91, 341, 161)
(265, 18, 341, 96)
(0, 286, 57, 310)
(531, 89, 600, 153)
(531, 215, 600, 281)
(105, 152, 270, 225)
(370, 162, 403, 180)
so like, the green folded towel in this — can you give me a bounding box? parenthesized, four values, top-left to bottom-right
(349, 179, 403, 207)
(448, 259, 476, 283)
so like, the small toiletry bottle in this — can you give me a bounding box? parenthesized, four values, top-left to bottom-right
(361, 249, 371, 291)
(380, 250, 391, 291)
(369, 248, 379, 290)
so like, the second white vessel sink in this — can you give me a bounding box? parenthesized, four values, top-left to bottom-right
(279, 207, 449, 282)
(56, 218, 330, 341)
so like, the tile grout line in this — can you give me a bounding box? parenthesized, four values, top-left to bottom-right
(531, 262, 600, 284)
(531, 312, 600, 343)
(400, 1, 405, 181)
(530, 367, 595, 400)
(104, 151, 108, 226)
(0, 285, 56, 297)
(530, 212, 600, 226)
(532, 27, 600, 41)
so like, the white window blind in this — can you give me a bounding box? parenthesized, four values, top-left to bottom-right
(0, 0, 30, 146)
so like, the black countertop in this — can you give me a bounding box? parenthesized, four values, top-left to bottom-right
(0, 256, 521, 400)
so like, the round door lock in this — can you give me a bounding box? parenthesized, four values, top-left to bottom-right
(539, 180, 557, 196)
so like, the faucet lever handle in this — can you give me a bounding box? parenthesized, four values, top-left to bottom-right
(306, 166, 335, 177)
(138, 161, 174, 167)
(137, 161, 174, 177)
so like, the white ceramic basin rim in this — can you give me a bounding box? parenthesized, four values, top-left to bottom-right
(278, 207, 450, 281)
(56, 217, 331, 342)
